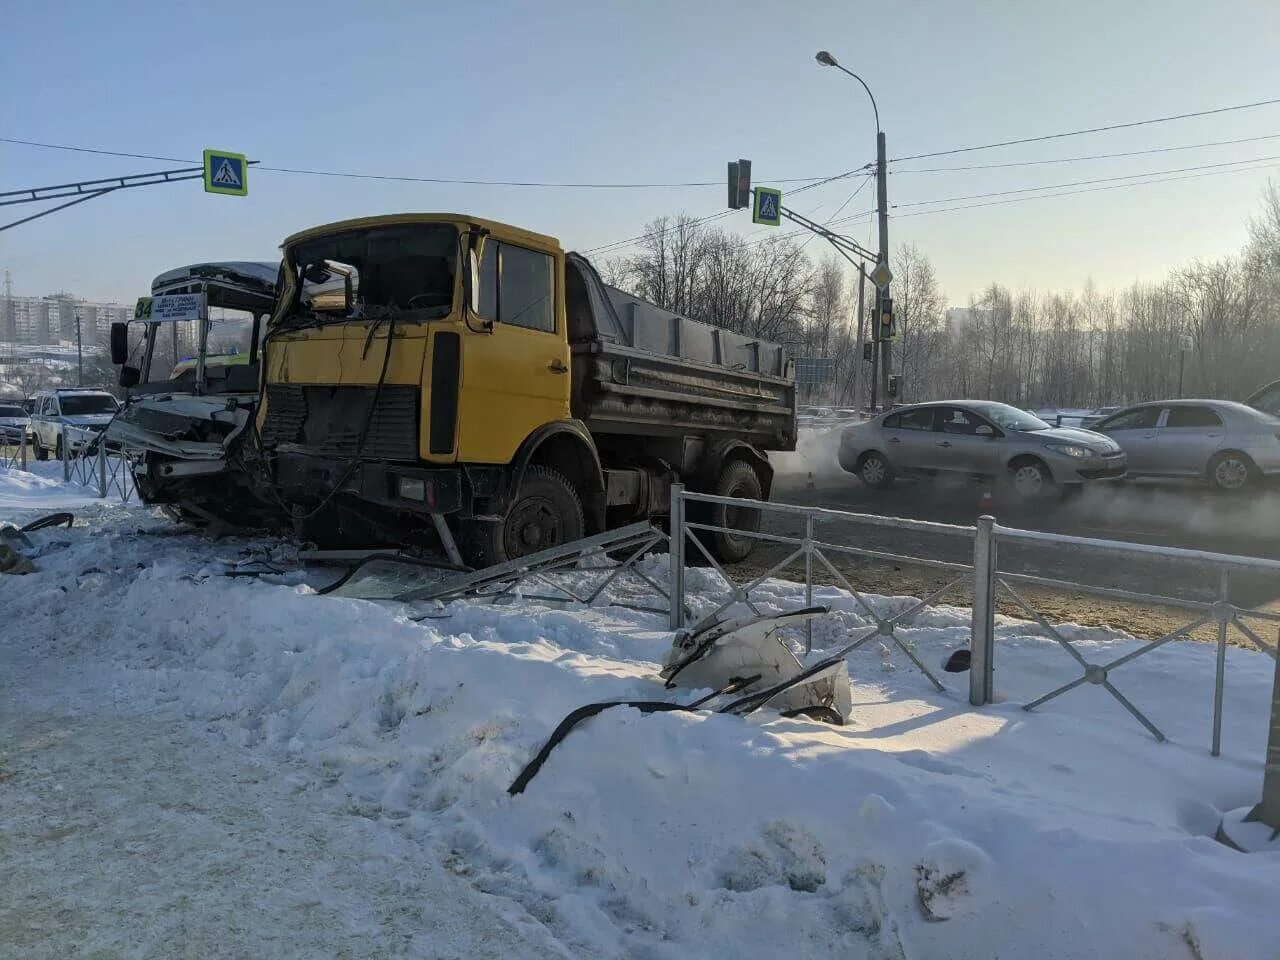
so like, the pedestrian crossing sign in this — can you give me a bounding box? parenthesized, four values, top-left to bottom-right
(203, 149, 248, 196)
(752, 187, 782, 226)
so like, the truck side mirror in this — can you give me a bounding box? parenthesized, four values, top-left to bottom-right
(118, 365, 140, 388)
(301, 260, 359, 315)
(110, 321, 129, 364)
(467, 249, 481, 314)
(976, 424, 995, 437)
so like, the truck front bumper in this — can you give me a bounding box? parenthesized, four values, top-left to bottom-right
(275, 452, 465, 514)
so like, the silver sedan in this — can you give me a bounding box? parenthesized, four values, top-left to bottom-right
(1091, 399, 1280, 491)
(838, 401, 1128, 498)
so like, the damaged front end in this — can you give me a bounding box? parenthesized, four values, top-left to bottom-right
(110, 261, 287, 528)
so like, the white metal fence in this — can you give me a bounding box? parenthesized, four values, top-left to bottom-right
(667, 483, 1280, 757)
(0, 434, 28, 470)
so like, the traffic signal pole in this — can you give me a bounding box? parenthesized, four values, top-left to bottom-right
(876, 132, 892, 410)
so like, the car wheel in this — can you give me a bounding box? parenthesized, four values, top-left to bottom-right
(1209, 451, 1255, 492)
(858, 451, 893, 490)
(33, 438, 48, 461)
(1009, 458, 1052, 500)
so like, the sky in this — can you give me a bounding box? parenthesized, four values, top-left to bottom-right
(3, 0, 1280, 308)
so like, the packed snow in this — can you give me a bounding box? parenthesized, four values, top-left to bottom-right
(2, 464, 1279, 958)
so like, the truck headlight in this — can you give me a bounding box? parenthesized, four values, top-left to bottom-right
(397, 476, 426, 501)
(1045, 443, 1092, 459)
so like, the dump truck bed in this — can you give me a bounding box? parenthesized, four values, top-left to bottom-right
(566, 254, 796, 450)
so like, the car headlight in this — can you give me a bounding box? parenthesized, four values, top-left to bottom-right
(1045, 443, 1093, 459)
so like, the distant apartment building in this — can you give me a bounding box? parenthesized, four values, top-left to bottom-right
(0, 292, 132, 346)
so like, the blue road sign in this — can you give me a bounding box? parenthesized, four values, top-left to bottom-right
(753, 186, 782, 226)
(203, 149, 248, 197)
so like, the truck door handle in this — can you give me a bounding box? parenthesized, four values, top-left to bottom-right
(888, 437, 900, 443)
(939, 440, 953, 447)
(548, 359, 568, 374)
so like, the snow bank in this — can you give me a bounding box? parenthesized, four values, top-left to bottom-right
(0, 463, 106, 510)
(2, 512, 1279, 958)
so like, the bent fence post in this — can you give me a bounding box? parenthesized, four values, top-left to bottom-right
(668, 483, 685, 631)
(970, 514, 997, 706)
(96, 439, 107, 498)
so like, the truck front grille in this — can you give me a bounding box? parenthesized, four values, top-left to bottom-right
(263, 385, 419, 461)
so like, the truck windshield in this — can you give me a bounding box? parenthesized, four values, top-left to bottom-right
(61, 395, 119, 415)
(288, 223, 458, 320)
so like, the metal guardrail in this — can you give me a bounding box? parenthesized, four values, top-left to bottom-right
(667, 483, 1279, 756)
(61, 425, 136, 503)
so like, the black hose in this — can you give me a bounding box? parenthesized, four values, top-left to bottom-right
(507, 677, 759, 796)
(20, 512, 74, 532)
(315, 551, 470, 596)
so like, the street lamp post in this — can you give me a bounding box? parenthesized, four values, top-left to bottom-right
(816, 51, 891, 412)
(42, 294, 85, 386)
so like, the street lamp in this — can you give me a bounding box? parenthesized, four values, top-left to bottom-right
(815, 50, 892, 411)
(814, 51, 880, 135)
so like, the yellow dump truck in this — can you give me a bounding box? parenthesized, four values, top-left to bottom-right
(258, 213, 796, 565)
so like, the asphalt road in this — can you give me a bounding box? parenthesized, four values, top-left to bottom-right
(732, 442, 1280, 633)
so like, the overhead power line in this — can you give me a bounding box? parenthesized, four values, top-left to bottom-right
(581, 165, 871, 256)
(889, 97, 1280, 164)
(0, 136, 844, 191)
(893, 153, 1280, 209)
(892, 157, 1280, 220)
(893, 132, 1280, 174)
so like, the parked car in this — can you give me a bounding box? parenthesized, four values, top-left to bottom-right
(1080, 406, 1120, 429)
(1245, 378, 1280, 418)
(0, 401, 29, 445)
(838, 400, 1127, 498)
(1091, 399, 1280, 491)
(30, 388, 120, 461)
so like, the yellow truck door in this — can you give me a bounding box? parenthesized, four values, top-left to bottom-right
(451, 239, 570, 464)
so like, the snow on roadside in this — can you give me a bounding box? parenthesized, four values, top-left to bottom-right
(0, 462, 109, 510)
(2, 502, 1279, 958)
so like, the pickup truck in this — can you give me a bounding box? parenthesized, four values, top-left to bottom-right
(258, 213, 796, 565)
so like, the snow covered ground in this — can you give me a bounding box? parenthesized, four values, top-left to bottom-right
(2, 465, 1279, 958)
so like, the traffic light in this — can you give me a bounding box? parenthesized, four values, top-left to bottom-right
(878, 296, 895, 341)
(888, 375, 900, 398)
(862, 342, 873, 362)
(727, 159, 752, 210)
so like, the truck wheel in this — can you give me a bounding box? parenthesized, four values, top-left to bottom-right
(707, 460, 763, 564)
(465, 465, 585, 567)
(34, 439, 48, 461)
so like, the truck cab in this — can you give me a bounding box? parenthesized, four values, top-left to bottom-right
(259, 213, 795, 564)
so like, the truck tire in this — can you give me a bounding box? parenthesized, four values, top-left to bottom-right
(464, 465, 585, 567)
(34, 438, 48, 461)
(707, 460, 763, 564)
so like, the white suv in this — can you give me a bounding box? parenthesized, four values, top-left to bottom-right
(30, 389, 120, 461)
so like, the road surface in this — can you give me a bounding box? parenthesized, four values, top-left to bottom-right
(727, 437, 1280, 640)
